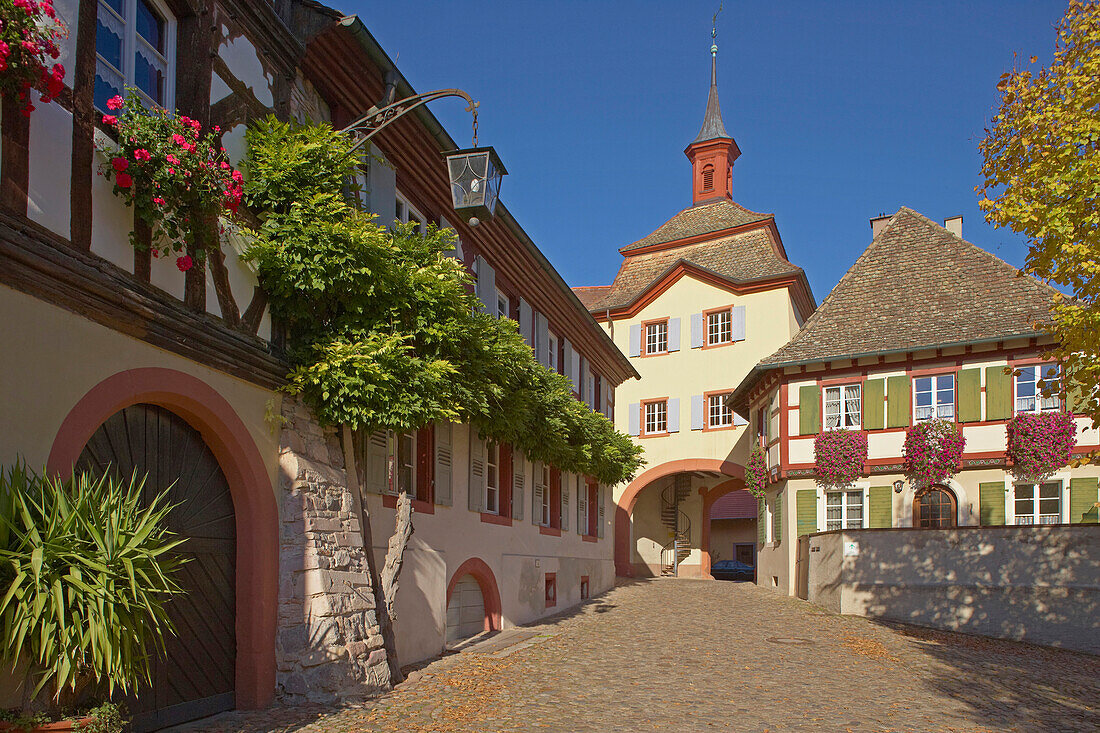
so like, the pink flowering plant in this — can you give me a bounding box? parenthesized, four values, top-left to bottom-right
(813, 429, 868, 488)
(0, 0, 67, 116)
(903, 419, 966, 488)
(744, 444, 768, 498)
(97, 89, 243, 271)
(1006, 411, 1077, 483)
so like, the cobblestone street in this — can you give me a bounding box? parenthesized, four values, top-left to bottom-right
(180, 578, 1099, 733)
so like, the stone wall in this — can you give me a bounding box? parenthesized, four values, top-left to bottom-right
(276, 399, 391, 703)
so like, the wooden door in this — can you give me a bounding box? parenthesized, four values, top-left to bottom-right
(77, 404, 236, 732)
(446, 575, 486, 644)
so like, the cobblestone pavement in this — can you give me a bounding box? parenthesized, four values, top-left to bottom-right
(179, 578, 1099, 733)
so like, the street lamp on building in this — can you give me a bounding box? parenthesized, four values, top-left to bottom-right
(893, 479, 905, 494)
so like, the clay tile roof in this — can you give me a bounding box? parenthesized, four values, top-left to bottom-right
(709, 490, 758, 520)
(597, 227, 802, 313)
(758, 207, 1058, 368)
(620, 199, 773, 253)
(571, 286, 611, 311)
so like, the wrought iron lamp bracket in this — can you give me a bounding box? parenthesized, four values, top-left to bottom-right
(342, 88, 479, 153)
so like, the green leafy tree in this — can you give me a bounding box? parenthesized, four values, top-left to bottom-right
(978, 1, 1100, 450)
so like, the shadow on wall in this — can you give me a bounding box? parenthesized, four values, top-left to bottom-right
(809, 526, 1100, 655)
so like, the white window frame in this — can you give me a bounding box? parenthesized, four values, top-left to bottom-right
(1012, 479, 1066, 525)
(548, 332, 559, 373)
(395, 191, 425, 232)
(764, 498, 774, 544)
(540, 464, 551, 526)
(817, 483, 870, 532)
(496, 291, 510, 320)
(708, 393, 733, 428)
(707, 309, 732, 346)
(914, 374, 955, 422)
(1015, 364, 1062, 414)
(644, 321, 668, 355)
(484, 442, 500, 515)
(96, 0, 177, 111)
(824, 384, 862, 430)
(644, 400, 668, 435)
(391, 430, 417, 496)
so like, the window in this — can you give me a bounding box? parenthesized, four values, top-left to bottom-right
(708, 393, 733, 428)
(644, 321, 668, 355)
(914, 374, 955, 421)
(644, 401, 668, 435)
(496, 292, 509, 320)
(96, 0, 175, 111)
(1014, 481, 1061, 525)
(395, 193, 425, 232)
(914, 487, 956, 528)
(580, 576, 590, 600)
(756, 405, 768, 447)
(485, 442, 499, 514)
(540, 464, 551, 526)
(707, 309, 732, 346)
(825, 490, 863, 531)
(590, 374, 602, 412)
(544, 573, 556, 607)
(548, 333, 559, 373)
(1016, 365, 1062, 413)
(825, 384, 862, 429)
(394, 431, 416, 496)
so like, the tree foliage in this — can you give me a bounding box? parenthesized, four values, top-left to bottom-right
(242, 117, 643, 485)
(978, 1, 1100, 438)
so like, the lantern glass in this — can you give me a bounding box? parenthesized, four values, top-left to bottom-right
(445, 146, 507, 221)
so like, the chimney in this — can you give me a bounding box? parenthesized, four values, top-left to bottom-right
(944, 216, 963, 238)
(870, 213, 891, 240)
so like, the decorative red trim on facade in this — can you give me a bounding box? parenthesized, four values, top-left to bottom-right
(480, 512, 513, 526)
(45, 368, 278, 709)
(446, 557, 502, 633)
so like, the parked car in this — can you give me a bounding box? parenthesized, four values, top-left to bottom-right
(711, 560, 755, 582)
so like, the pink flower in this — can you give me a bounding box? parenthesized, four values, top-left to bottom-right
(102, 114, 118, 126)
(111, 157, 128, 172)
(171, 133, 186, 145)
(167, 167, 175, 175)
(231, 170, 243, 183)
(213, 125, 221, 133)
(115, 172, 132, 188)
(106, 94, 123, 110)
(0, 42, 10, 59)
(133, 148, 151, 161)
(165, 154, 179, 164)
(21, 40, 39, 55)
(152, 196, 166, 206)
(176, 255, 193, 272)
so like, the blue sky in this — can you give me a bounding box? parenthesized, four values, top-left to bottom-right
(343, 1, 1066, 302)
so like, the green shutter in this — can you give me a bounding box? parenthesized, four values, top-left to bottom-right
(979, 482, 1006, 526)
(985, 366, 1012, 420)
(757, 497, 766, 545)
(796, 489, 817, 536)
(886, 375, 911, 428)
(958, 369, 982, 423)
(1067, 381, 1087, 414)
(1069, 477, 1099, 524)
(799, 385, 821, 435)
(863, 379, 885, 430)
(868, 486, 892, 528)
(773, 491, 783, 544)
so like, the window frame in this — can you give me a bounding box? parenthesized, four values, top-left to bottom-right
(914, 373, 956, 422)
(496, 291, 510, 320)
(392, 430, 417, 497)
(824, 383, 862, 430)
(1013, 480, 1063, 525)
(706, 307, 733, 347)
(547, 332, 559, 374)
(642, 399, 669, 437)
(484, 441, 500, 515)
(539, 464, 551, 526)
(395, 191, 426, 232)
(1014, 364, 1063, 414)
(95, 0, 177, 112)
(824, 488, 865, 532)
(642, 318, 669, 356)
(706, 391, 735, 430)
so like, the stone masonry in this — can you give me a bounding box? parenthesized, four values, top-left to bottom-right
(275, 398, 391, 703)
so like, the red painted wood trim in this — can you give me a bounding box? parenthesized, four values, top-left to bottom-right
(539, 525, 562, 537)
(381, 493, 435, 515)
(582, 534, 598, 543)
(446, 557, 502, 633)
(480, 511, 512, 527)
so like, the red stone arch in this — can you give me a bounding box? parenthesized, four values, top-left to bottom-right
(446, 557, 503, 633)
(614, 458, 745, 576)
(46, 368, 278, 709)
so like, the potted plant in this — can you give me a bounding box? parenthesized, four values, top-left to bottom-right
(0, 0, 67, 116)
(0, 463, 186, 732)
(903, 419, 966, 489)
(745, 444, 768, 498)
(1006, 411, 1077, 483)
(813, 429, 868, 488)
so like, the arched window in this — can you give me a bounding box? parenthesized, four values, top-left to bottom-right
(913, 486, 957, 528)
(702, 165, 714, 191)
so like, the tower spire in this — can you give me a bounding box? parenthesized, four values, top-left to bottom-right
(693, 5, 730, 144)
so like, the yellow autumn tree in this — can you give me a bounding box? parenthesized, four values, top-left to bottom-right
(978, 1, 1100, 448)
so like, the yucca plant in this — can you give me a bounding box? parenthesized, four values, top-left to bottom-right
(0, 462, 187, 715)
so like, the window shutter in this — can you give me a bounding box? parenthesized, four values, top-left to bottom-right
(518, 298, 534, 347)
(667, 398, 680, 433)
(628, 403, 640, 436)
(532, 463, 545, 525)
(978, 482, 1005, 526)
(580, 357, 590, 401)
(731, 305, 746, 341)
(886, 375, 911, 428)
(668, 317, 681, 351)
(475, 256, 495, 313)
(434, 422, 453, 506)
(773, 491, 783, 543)
(468, 431, 485, 513)
(690, 395, 705, 430)
(868, 486, 892, 528)
(863, 379, 885, 430)
(795, 489, 817, 536)
(690, 313, 704, 348)
(628, 325, 641, 357)
(1070, 477, 1099, 523)
(365, 430, 389, 494)
(985, 366, 1012, 420)
(560, 474, 570, 532)
(562, 339, 573, 375)
(512, 452, 526, 520)
(597, 485, 605, 538)
(535, 312, 550, 366)
(757, 497, 766, 545)
(958, 368, 982, 423)
(417, 425, 434, 501)
(570, 349, 581, 391)
(734, 411, 748, 426)
(798, 385, 821, 435)
(576, 476, 586, 534)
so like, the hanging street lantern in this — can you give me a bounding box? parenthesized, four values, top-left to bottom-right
(444, 146, 507, 226)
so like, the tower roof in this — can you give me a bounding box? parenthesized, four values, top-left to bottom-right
(691, 53, 731, 144)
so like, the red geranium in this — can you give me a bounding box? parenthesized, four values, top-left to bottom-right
(175, 255, 193, 272)
(0, 0, 68, 115)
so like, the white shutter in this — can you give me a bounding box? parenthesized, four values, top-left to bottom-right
(519, 298, 534, 347)
(628, 403, 640, 436)
(570, 349, 581, 392)
(732, 305, 746, 341)
(668, 317, 681, 352)
(597, 485, 605, 538)
(690, 313, 705, 348)
(734, 411, 748, 427)
(562, 339, 574, 379)
(468, 430, 485, 513)
(580, 358, 590, 402)
(668, 398, 681, 433)
(691, 394, 705, 430)
(435, 422, 453, 506)
(364, 430, 389, 494)
(512, 451, 525, 520)
(532, 462, 546, 525)
(577, 475, 587, 534)
(628, 324, 641, 357)
(535, 312, 550, 366)
(560, 473, 570, 532)
(475, 256, 495, 313)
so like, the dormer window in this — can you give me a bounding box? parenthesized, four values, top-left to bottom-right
(702, 165, 714, 192)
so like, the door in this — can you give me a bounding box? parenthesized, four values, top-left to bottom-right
(77, 404, 236, 731)
(446, 575, 486, 644)
(913, 486, 957, 529)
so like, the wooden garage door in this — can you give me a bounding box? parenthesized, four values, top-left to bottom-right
(446, 575, 486, 644)
(77, 404, 236, 732)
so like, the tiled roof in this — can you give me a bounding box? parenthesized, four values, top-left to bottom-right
(758, 207, 1058, 367)
(620, 199, 773, 253)
(596, 227, 803, 312)
(710, 490, 758, 520)
(571, 286, 611, 311)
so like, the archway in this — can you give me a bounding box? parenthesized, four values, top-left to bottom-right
(913, 484, 958, 528)
(46, 368, 277, 711)
(445, 557, 502, 642)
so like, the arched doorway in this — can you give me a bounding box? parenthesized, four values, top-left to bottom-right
(913, 485, 958, 529)
(77, 404, 236, 732)
(445, 558, 502, 646)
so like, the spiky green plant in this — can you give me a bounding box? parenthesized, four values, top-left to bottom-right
(0, 462, 187, 707)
